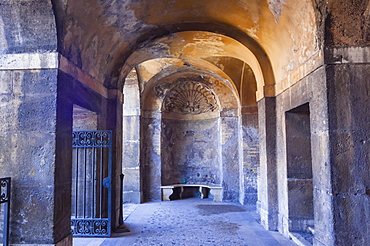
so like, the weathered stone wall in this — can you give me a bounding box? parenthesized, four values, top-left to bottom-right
(0, 0, 57, 54)
(141, 112, 247, 203)
(161, 118, 221, 186)
(122, 114, 141, 204)
(326, 0, 370, 47)
(325, 56, 370, 245)
(72, 105, 98, 131)
(275, 65, 332, 244)
(0, 2, 69, 240)
(221, 116, 241, 202)
(0, 69, 60, 244)
(272, 52, 370, 245)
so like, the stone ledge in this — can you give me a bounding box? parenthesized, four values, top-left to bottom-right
(289, 232, 313, 246)
(0, 53, 123, 102)
(0, 52, 58, 70)
(325, 46, 370, 64)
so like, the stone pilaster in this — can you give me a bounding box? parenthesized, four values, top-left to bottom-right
(241, 113, 259, 205)
(122, 70, 141, 204)
(141, 113, 162, 202)
(221, 116, 241, 202)
(257, 97, 278, 231)
(325, 47, 370, 246)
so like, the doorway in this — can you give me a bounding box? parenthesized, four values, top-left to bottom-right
(70, 105, 113, 237)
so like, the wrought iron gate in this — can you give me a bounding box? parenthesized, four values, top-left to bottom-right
(71, 131, 112, 237)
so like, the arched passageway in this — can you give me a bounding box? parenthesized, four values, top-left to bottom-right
(0, 1, 369, 245)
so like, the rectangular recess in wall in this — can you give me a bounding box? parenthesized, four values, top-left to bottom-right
(285, 103, 314, 235)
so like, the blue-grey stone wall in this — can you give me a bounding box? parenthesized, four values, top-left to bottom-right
(0, 69, 64, 244)
(221, 116, 241, 202)
(161, 118, 221, 186)
(0, 0, 57, 54)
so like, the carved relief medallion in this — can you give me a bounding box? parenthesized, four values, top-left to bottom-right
(163, 82, 219, 114)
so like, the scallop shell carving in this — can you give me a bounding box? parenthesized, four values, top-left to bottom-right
(164, 82, 219, 114)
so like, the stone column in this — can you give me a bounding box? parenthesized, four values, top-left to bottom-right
(141, 112, 162, 202)
(257, 97, 278, 231)
(241, 113, 259, 205)
(122, 72, 141, 204)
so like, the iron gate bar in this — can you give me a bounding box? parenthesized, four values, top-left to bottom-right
(83, 147, 86, 218)
(100, 147, 103, 218)
(71, 131, 112, 237)
(75, 148, 78, 221)
(0, 177, 11, 246)
(91, 147, 94, 219)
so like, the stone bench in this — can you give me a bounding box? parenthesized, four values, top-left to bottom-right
(161, 184, 222, 201)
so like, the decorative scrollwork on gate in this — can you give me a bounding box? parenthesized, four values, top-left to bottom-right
(0, 178, 10, 204)
(72, 131, 111, 147)
(71, 219, 109, 236)
(163, 81, 219, 115)
(0, 177, 10, 245)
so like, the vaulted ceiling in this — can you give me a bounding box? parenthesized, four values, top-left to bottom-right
(52, 0, 319, 100)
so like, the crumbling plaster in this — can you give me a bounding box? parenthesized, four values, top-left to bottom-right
(120, 31, 264, 99)
(54, 0, 318, 98)
(326, 0, 370, 46)
(134, 57, 237, 94)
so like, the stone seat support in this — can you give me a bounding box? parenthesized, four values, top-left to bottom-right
(161, 184, 222, 201)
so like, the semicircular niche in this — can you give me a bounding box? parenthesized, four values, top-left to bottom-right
(163, 81, 219, 117)
(161, 80, 222, 195)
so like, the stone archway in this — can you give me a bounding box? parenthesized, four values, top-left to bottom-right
(139, 71, 244, 202)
